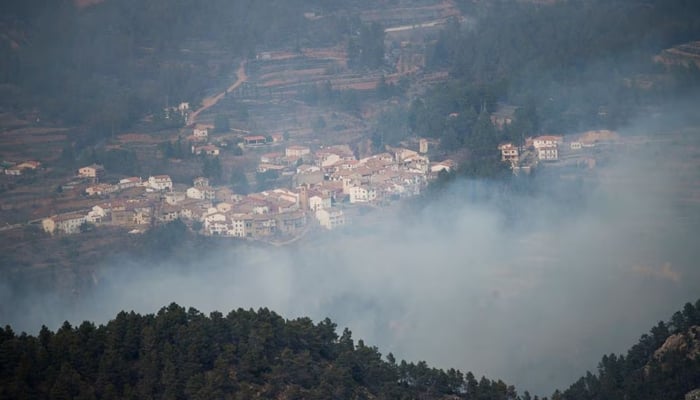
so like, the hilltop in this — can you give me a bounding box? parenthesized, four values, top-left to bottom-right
(1, 299, 699, 399)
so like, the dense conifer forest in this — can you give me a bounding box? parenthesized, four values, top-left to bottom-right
(1, 300, 699, 399)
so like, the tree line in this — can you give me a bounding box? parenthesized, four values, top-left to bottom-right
(0, 303, 518, 400)
(2, 298, 699, 400)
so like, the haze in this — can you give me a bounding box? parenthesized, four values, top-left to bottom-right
(3, 114, 699, 396)
(2, 0, 700, 397)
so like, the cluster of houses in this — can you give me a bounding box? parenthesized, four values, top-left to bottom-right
(187, 124, 224, 156)
(498, 135, 564, 165)
(188, 124, 288, 157)
(41, 141, 454, 238)
(2, 160, 41, 176)
(498, 130, 620, 170)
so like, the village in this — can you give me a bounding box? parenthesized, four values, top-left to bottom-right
(25, 121, 453, 241)
(1, 114, 623, 243)
(0, 0, 629, 245)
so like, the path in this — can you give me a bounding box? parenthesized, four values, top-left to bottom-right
(188, 59, 247, 126)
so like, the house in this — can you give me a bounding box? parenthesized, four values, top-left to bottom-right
(159, 205, 180, 222)
(132, 208, 149, 225)
(248, 215, 277, 238)
(179, 203, 207, 222)
(216, 202, 234, 213)
(187, 187, 205, 200)
(147, 175, 173, 191)
(532, 135, 564, 149)
(308, 194, 331, 211)
(85, 183, 117, 196)
(192, 144, 220, 156)
(227, 214, 250, 238)
(319, 153, 341, 168)
(191, 177, 208, 188)
(400, 154, 429, 173)
(271, 189, 299, 205)
(78, 164, 105, 179)
(349, 185, 378, 203)
(86, 205, 107, 224)
(164, 191, 186, 205)
(119, 177, 143, 189)
(4, 166, 21, 175)
(244, 135, 267, 146)
(498, 143, 519, 163)
(316, 209, 345, 230)
(42, 213, 87, 235)
(537, 146, 559, 161)
(276, 211, 306, 234)
(285, 145, 311, 158)
(392, 148, 419, 163)
(570, 141, 583, 150)
(193, 125, 209, 139)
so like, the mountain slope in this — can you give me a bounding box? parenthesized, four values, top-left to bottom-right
(558, 300, 700, 400)
(0, 303, 517, 400)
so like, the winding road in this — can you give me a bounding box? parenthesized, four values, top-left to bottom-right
(187, 59, 247, 126)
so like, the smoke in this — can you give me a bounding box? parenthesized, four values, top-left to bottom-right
(2, 116, 700, 396)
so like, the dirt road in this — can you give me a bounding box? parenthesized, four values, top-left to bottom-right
(188, 60, 247, 126)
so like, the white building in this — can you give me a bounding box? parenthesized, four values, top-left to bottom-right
(537, 146, 559, 161)
(349, 186, 377, 203)
(203, 212, 227, 234)
(315, 209, 346, 230)
(42, 214, 87, 235)
(187, 187, 205, 200)
(193, 125, 209, 139)
(308, 194, 331, 211)
(78, 164, 105, 179)
(119, 177, 143, 189)
(532, 135, 563, 149)
(193, 177, 209, 188)
(85, 184, 117, 196)
(148, 175, 173, 191)
(228, 214, 249, 238)
(498, 143, 519, 162)
(192, 145, 220, 156)
(86, 205, 107, 224)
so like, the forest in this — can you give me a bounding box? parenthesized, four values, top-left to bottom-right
(360, 0, 700, 180)
(1, 299, 699, 400)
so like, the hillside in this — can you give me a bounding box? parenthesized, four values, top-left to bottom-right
(0, 304, 517, 400)
(0, 0, 380, 137)
(1, 300, 700, 399)
(558, 300, 700, 400)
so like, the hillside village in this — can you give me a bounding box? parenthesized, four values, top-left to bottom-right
(10, 120, 623, 243)
(0, 0, 658, 245)
(33, 122, 456, 241)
